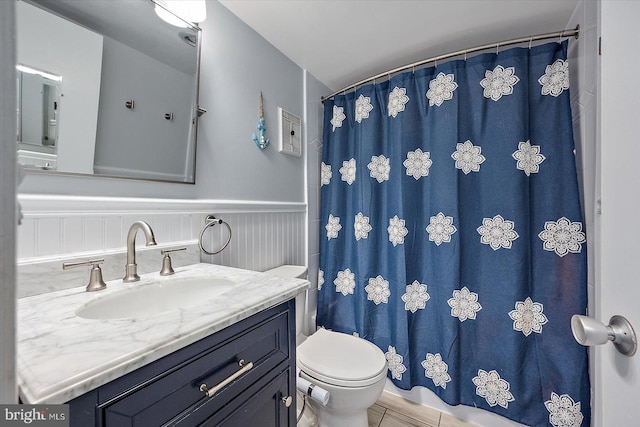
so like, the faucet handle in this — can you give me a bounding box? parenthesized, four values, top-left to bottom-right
(63, 258, 108, 292)
(160, 247, 187, 276)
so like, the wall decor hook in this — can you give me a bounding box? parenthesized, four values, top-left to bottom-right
(252, 92, 269, 150)
(164, 113, 174, 121)
(124, 100, 135, 109)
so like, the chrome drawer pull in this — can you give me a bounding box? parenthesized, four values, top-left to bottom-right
(199, 359, 254, 398)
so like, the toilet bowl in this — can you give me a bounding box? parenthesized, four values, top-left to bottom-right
(297, 328, 387, 427)
(264, 265, 388, 427)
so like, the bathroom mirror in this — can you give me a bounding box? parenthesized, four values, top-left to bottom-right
(16, 0, 202, 183)
(17, 65, 62, 151)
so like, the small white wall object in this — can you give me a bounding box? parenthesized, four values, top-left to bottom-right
(278, 107, 301, 157)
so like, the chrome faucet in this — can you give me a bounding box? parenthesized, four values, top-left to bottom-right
(123, 221, 157, 282)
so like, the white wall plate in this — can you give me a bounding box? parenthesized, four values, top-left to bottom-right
(278, 107, 302, 157)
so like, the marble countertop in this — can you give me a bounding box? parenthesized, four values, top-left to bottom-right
(17, 263, 309, 404)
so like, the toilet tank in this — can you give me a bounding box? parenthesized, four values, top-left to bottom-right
(263, 265, 308, 341)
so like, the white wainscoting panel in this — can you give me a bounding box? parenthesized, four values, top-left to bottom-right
(17, 195, 307, 297)
(200, 211, 306, 272)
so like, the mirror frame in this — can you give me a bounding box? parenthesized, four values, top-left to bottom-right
(18, 0, 203, 184)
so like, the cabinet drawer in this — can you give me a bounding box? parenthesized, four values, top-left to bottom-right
(99, 310, 289, 426)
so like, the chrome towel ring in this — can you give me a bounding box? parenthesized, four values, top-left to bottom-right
(199, 215, 232, 255)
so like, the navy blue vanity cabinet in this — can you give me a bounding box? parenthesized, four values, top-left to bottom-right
(67, 300, 296, 427)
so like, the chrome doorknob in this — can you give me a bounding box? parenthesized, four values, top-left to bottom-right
(571, 314, 637, 356)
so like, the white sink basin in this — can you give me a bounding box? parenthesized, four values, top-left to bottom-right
(76, 276, 236, 320)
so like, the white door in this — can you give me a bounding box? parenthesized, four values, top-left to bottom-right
(598, 1, 640, 425)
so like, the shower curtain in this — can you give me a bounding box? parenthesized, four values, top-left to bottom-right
(318, 41, 589, 427)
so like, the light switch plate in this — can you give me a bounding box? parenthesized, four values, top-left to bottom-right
(278, 107, 302, 157)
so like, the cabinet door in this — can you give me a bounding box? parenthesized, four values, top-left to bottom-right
(197, 367, 293, 427)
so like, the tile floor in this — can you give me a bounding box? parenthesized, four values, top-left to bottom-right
(368, 392, 478, 427)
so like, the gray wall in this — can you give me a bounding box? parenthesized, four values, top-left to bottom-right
(195, 1, 304, 201)
(18, 0, 306, 204)
(16, 1, 103, 175)
(93, 37, 194, 181)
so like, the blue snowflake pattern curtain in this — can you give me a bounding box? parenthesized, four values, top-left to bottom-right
(318, 41, 589, 427)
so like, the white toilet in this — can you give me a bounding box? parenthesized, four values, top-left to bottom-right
(264, 265, 388, 427)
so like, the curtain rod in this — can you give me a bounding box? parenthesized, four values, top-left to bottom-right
(321, 25, 579, 102)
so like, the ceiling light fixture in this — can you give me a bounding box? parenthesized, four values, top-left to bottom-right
(154, 0, 207, 28)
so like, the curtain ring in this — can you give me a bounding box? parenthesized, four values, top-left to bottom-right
(529, 35, 533, 49)
(464, 50, 467, 61)
(198, 215, 232, 255)
(496, 42, 500, 55)
(434, 58, 437, 68)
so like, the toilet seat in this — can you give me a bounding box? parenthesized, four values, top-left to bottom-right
(297, 329, 387, 387)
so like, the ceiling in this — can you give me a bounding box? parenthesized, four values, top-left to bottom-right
(27, 0, 198, 75)
(218, 0, 579, 93)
